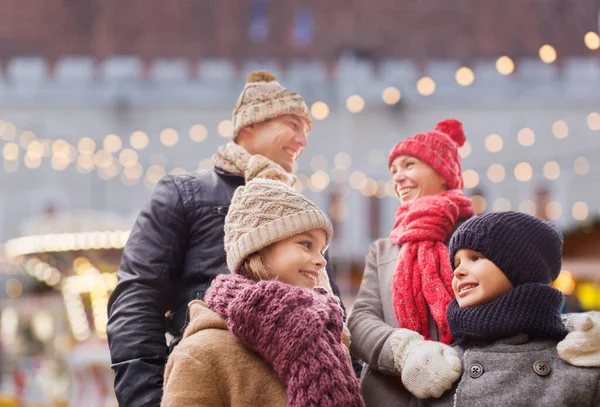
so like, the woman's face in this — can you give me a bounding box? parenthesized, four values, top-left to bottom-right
(260, 228, 328, 290)
(389, 155, 447, 204)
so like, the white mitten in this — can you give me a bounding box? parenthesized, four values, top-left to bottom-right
(558, 311, 600, 367)
(389, 329, 462, 399)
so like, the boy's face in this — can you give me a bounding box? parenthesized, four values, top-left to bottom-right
(260, 228, 328, 290)
(452, 249, 513, 308)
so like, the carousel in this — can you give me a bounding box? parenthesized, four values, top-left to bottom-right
(0, 209, 134, 407)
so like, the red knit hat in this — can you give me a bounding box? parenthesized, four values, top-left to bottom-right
(388, 119, 466, 190)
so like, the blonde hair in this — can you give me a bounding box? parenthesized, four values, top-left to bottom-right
(237, 252, 273, 281)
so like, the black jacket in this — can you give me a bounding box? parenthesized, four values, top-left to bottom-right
(106, 168, 343, 407)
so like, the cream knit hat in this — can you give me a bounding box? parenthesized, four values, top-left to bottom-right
(224, 178, 333, 273)
(232, 71, 312, 140)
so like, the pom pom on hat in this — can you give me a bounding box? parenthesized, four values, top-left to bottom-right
(435, 119, 466, 148)
(246, 70, 277, 83)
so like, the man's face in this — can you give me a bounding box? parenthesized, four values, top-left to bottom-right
(242, 115, 310, 172)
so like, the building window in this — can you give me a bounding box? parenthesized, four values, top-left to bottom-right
(291, 6, 314, 47)
(248, 2, 270, 43)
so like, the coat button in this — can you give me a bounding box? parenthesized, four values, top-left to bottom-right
(533, 361, 551, 376)
(468, 363, 484, 378)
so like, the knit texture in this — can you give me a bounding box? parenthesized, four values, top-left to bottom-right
(389, 329, 462, 399)
(449, 211, 564, 286)
(558, 312, 600, 367)
(213, 141, 296, 185)
(232, 70, 311, 140)
(224, 178, 333, 273)
(447, 283, 568, 346)
(204, 274, 365, 407)
(390, 190, 475, 344)
(388, 119, 466, 190)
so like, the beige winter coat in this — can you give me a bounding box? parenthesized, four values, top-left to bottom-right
(161, 300, 287, 407)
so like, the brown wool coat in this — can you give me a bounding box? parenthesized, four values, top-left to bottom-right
(162, 299, 353, 407)
(161, 300, 287, 407)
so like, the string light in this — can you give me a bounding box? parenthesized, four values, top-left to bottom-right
(416, 77, 436, 96)
(463, 170, 480, 189)
(334, 152, 351, 170)
(514, 162, 533, 182)
(130, 131, 149, 150)
(519, 200, 536, 215)
(496, 56, 515, 75)
(459, 141, 471, 158)
(543, 161, 560, 180)
(487, 164, 506, 183)
(539, 44, 557, 64)
(587, 112, 600, 130)
(455, 67, 475, 86)
(311, 101, 330, 120)
(160, 128, 179, 147)
(572, 202, 588, 220)
(484, 134, 503, 153)
(382, 87, 401, 105)
(104, 134, 123, 153)
(218, 120, 233, 138)
(545, 201, 562, 220)
(584, 32, 600, 50)
(493, 198, 511, 212)
(552, 120, 569, 139)
(517, 128, 535, 146)
(471, 195, 486, 214)
(346, 95, 365, 113)
(189, 124, 208, 142)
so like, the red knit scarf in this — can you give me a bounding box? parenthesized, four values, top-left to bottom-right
(390, 190, 474, 344)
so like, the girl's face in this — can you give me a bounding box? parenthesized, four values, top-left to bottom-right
(389, 155, 447, 204)
(452, 249, 513, 308)
(261, 228, 328, 290)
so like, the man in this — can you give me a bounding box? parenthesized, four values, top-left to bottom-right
(106, 70, 344, 407)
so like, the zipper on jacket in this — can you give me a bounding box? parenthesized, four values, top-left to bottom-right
(215, 206, 229, 216)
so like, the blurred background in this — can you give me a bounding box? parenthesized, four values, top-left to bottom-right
(1, 1, 600, 405)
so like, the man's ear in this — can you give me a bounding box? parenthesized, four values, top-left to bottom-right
(238, 125, 255, 140)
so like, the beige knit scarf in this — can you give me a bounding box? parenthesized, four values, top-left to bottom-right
(213, 142, 296, 185)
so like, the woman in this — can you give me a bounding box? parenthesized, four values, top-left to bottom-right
(348, 119, 600, 406)
(162, 174, 364, 407)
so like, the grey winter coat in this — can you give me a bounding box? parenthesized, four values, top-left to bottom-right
(427, 334, 600, 407)
(348, 238, 439, 407)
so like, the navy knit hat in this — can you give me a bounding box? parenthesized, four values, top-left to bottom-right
(448, 211, 563, 286)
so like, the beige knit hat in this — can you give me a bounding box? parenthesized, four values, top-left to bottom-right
(232, 71, 312, 140)
(224, 178, 333, 273)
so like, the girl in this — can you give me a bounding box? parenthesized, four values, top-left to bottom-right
(421, 211, 600, 406)
(162, 176, 364, 407)
(348, 119, 600, 406)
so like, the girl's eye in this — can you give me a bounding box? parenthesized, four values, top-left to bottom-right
(299, 241, 312, 249)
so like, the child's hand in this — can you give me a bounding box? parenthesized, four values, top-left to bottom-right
(390, 329, 462, 399)
(558, 311, 600, 367)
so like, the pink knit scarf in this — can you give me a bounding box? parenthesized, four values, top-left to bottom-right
(205, 274, 364, 407)
(390, 190, 474, 344)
